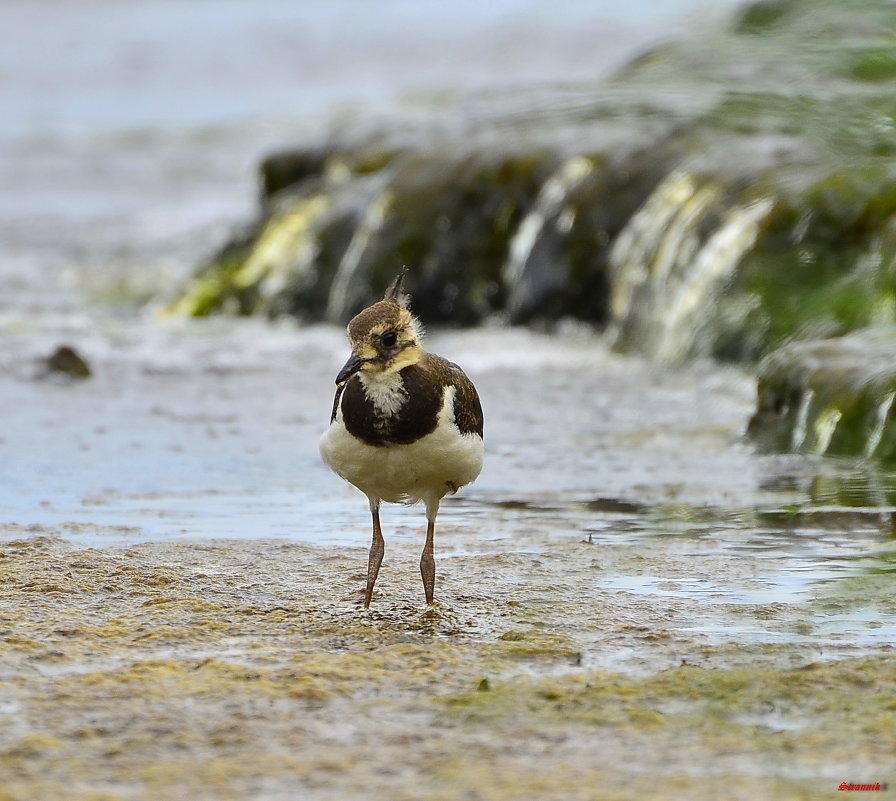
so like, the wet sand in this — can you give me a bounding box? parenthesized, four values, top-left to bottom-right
(2, 321, 895, 800)
(2, 531, 894, 801)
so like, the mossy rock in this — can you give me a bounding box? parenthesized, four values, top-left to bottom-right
(710, 165, 896, 361)
(167, 0, 896, 368)
(748, 327, 896, 462)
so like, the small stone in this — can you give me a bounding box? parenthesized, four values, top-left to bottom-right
(40, 346, 92, 380)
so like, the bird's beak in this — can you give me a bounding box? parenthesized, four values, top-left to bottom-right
(335, 352, 368, 387)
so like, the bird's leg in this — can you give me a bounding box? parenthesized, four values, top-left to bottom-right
(364, 500, 384, 608)
(420, 518, 436, 605)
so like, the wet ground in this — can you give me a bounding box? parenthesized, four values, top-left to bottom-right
(2, 319, 896, 800)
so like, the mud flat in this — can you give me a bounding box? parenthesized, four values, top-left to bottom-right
(2, 530, 895, 801)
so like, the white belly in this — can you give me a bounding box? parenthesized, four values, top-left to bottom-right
(319, 419, 483, 507)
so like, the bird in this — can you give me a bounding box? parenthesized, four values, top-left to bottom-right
(319, 274, 484, 608)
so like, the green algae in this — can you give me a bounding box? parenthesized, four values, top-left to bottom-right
(734, 0, 798, 33)
(165, 193, 330, 318)
(444, 655, 896, 762)
(494, 629, 582, 663)
(848, 48, 896, 83)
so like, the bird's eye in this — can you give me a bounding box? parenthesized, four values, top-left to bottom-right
(381, 331, 398, 347)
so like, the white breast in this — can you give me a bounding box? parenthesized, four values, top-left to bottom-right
(319, 383, 483, 512)
(357, 370, 407, 417)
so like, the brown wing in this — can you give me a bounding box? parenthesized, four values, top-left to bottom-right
(426, 354, 484, 438)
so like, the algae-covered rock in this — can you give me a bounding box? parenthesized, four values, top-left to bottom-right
(710, 165, 896, 362)
(169, 0, 896, 367)
(171, 147, 562, 325)
(734, 0, 798, 33)
(748, 327, 896, 462)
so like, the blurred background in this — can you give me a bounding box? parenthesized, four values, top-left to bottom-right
(0, 0, 741, 317)
(6, 0, 893, 468)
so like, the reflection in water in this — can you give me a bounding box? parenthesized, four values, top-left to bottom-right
(455, 459, 896, 653)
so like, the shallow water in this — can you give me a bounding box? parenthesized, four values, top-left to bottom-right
(2, 315, 895, 666)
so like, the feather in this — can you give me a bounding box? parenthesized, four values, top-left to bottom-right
(383, 271, 411, 309)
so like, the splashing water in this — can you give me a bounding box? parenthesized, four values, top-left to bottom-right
(326, 188, 396, 323)
(503, 155, 596, 293)
(608, 170, 773, 363)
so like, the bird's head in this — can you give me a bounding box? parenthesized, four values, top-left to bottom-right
(335, 274, 424, 386)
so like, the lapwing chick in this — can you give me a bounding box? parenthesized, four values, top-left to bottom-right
(319, 275, 484, 607)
